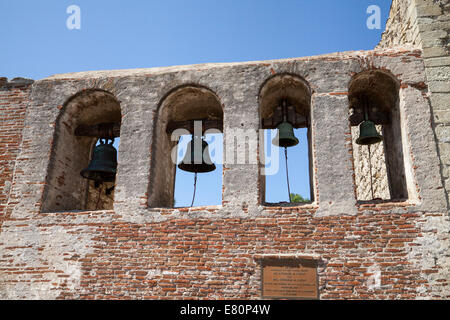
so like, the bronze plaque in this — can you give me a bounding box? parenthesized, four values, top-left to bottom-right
(262, 258, 318, 299)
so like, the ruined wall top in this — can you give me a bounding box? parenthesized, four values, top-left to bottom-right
(379, 0, 450, 49)
(378, 0, 450, 207)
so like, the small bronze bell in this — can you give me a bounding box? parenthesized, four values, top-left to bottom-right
(356, 120, 383, 145)
(80, 139, 118, 182)
(178, 136, 216, 173)
(272, 121, 299, 148)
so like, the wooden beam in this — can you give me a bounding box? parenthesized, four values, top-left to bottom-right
(349, 111, 390, 126)
(166, 119, 223, 134)
(74, 122, 121, 138)
(261, 105, 308, 129)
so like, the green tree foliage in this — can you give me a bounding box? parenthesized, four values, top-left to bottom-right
(290, 193, 310, 203)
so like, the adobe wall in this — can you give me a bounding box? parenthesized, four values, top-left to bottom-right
(0, 78, 33, 230)
(0, 47, 448, 299)
(379, 0, 450, 205)
(0, 0, 449, 300)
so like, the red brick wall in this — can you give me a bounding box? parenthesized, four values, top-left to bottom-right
(0, 79, 32, 228)
(3, 204, 442, 300)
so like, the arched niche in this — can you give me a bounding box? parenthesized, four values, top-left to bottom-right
(348, 69, 408, 201)
(258, 73, 313, 205)
(349, 70, 400, 122)
(259, 73, 311, 127)
(149, 85, 223, 208)
(42, 89, 121, 212)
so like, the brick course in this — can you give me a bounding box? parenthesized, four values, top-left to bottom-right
(379, 0, 450, 206)
(0, 0, 449, 300)
(0, 78, 33, 230)
(0, 207, 448, 300)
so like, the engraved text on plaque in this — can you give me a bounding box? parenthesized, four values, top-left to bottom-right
(262, 258, 318, 299)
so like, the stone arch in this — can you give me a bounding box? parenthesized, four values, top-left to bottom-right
(259, 73, 312, 122)
(258, 73, 314, 205)
(348, 69, 400, 116)
(149, 84, 224, 208)
(348, 69, 408, 201)
(42, 89, 122, 212)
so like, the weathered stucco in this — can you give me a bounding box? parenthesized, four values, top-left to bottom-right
(379, 0, 450, 205)
(0, 0, 449, 300)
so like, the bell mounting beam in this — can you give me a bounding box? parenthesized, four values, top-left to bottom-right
(166, 119, 223, 135)
(74, 122, 121, 138)
(350, 94, 391, 126)
(261, 105, 308, 129)
(349, 111, 390, 126)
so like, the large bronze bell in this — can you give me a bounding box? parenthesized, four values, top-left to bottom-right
(80, 139, 118, 182)
(272, 121, 299, 148)
(356, 120, 383, 145)
(178, 135, 216, 173)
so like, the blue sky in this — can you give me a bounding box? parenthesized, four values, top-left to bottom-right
(0, 0, 391, 207)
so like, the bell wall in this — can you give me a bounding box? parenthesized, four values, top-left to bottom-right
(0, 46, 448, 299)
(378, 0, 450, 205)
(0, 0, 449, 299)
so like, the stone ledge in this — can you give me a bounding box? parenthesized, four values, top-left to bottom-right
(425, 66, 450, 81)
(147, 205, 222, 215)
(356, 199, 414, 211)
(40, 46, 421, 81)
(430, 92, 450, 107)
(434, 110, 450, 123)
(253, 253, 321, 261)
(0, 77, 34, 89)
(418, 19, 450, 31)
(423, 46, 449, 58)
(416, 5, 443, 17)
(262, 203, 317, 210)
(39, 209, 115, 216)
(424, 57, 450, 67)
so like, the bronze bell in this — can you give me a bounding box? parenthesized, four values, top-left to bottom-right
(80, 139, 118, 182)
(356, 120, 383, 145)
(272, 121, 299, 148)
(178, 136, 216, 173)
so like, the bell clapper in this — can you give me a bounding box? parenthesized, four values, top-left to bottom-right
(178, 132, 216, 174)
(270, 99, 299, 203)
(284, 146, 292, 203)
(363, 96, 369, 122)
(354, 95, 381, 200)
(356, 96, 383, 146)
(191, 172, 197, 207)
(177, 123, 217, 207)
(106, 185, 115, 195)
(95, 182, 103, 210)
(80, 136, 118, 183)
(367, 144, 375, 200)
(282, 100, 290, 202)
